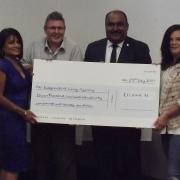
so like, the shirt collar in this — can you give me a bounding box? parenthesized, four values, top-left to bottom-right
(44, 39, 65, 54)
(107, 40, 124, 48)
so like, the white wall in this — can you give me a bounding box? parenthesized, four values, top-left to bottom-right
(0, 0, 179, 179)
(0, 0, 179, 62)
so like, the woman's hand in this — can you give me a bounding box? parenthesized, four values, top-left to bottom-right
(23, 64, 33, 75)
(23, 110, 37, 124)
(154, 112, 169, 130)
(154, 104, 180, 130)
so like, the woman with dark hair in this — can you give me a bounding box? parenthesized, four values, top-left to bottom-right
(0, 28, 36, 180)
(154, 24, 180, 180)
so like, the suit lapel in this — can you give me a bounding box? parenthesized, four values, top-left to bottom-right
(117, 37, 132, 63)
(99, 39, 107, 62)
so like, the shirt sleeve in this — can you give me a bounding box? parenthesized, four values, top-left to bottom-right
(178, 99, 180, 106)
(176, 73, 180, 107)
(70, 44, 83, 61)
(23, 42, 35, 65)
(0, 61, 7, 74)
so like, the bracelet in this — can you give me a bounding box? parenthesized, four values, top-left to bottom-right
(24, 110, 27, 116)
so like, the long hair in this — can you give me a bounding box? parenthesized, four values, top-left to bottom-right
(161, 24, 180, 70)
(0, 28, 23, 59)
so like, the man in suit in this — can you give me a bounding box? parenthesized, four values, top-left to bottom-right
(84, 10, 151, 180)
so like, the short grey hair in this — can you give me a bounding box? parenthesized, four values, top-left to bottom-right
(44, 11, 65, 28)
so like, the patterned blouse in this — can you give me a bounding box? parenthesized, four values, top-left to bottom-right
(160, 63, 180, 133)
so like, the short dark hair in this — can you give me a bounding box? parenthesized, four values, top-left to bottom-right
(161, 24, 180, 70)
(44, 11, 65, 28)
(0, 28, 23, 59)
(105, 10, 129, 26)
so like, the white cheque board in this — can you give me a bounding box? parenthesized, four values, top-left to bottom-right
(30, 60, 160, 128)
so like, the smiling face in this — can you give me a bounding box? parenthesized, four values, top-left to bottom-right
(3, 35, 21, 60)
(169, 30, 180, 61)
(44, 19, 65, 47)
(105, 11, 128, 44)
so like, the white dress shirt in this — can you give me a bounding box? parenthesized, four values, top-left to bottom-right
(105, 40, 124, 63)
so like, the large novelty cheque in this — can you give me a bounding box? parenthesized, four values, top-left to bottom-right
(30, 60, 160, 128)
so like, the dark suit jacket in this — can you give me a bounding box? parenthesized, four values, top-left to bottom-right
(84, 37, 151, 64)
